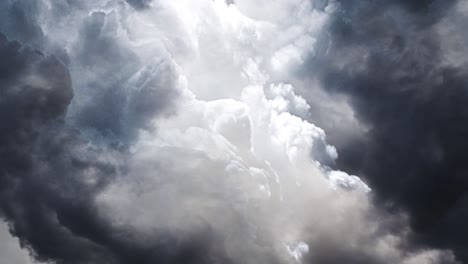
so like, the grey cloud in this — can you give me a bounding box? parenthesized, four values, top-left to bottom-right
(299, 0, 468, 262)
(0, 32, 230, 264)
(69, 11, 179, 141)
(125, 0, 154, 10)
(0, 221, 40, 264)
(0, 33, 111, 263)
(0, 0, 45, 48)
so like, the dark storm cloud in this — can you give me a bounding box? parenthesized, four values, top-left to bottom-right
(0, 1, 198, 263)
(0, 33, 231, 264)
(0, 32, 119, 263)
(125, 0, 153, 10)
(302, 0, 468, 262)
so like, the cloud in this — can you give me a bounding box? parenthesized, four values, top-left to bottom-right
(126, 0, 153, 10)
(0, 221, 42, 264)
(0, 0, 464, 264)
(0, 1, 45, 47)
(299, 0, 468, 262)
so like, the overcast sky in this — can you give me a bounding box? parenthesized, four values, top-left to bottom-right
(0, 1, 467, 263)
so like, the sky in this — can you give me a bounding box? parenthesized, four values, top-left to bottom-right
(0, 0, 467, 263)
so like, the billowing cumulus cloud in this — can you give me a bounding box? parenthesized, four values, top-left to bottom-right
(0, 0, 465, 263)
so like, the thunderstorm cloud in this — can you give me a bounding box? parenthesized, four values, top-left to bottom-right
(0, 1, 466, 264)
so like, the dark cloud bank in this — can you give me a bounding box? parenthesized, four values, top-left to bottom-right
(0, 24, 225, 264)
(1, 0, 468, 264)
(0, 2, 195, 263)
(304, 0, 468, 262)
